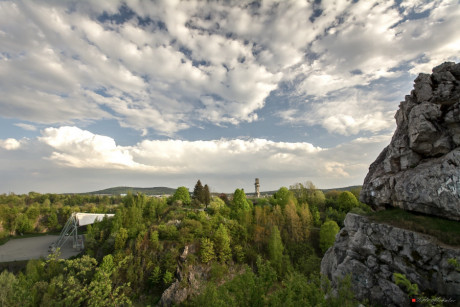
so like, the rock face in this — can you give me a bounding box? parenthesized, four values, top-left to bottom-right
(321, 214, 460, 307)
(159, 244, 205, 306)
(360, 62, 460, 221)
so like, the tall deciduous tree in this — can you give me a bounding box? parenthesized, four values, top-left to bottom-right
(319, 220, 340, 253)
(172, 186, 191, 205)
(232, 189, 251, 211)
(337, 191, 359, 212)
(268, 226, 284, 276)
(273, 187, 295, 209)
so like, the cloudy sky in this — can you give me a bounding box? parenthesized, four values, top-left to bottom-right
(1, 0, 459, 194)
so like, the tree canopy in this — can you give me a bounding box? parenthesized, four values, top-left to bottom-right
(172, 186, 191, 205)
(320, 220, 340, 253)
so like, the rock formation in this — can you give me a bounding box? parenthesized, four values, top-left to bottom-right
(321, 214, 460, 306)
(322, 62, 460, 306)
(360, 62, 460, 221)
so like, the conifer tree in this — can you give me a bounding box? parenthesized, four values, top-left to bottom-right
(203, 184, 211, 208)
(214, 224, 231, 263)
(193, 180, 204, 204)
(200, 237, 215, 263)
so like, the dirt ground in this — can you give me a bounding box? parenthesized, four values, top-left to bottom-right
(0, 235, 81, 262)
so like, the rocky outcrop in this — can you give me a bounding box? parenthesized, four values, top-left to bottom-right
(360, 62, 460, 221)
(159, 244, 205, 306)
(159, 263, 209, 306)
(321, 214, 460, 307)
(158, 244, 245, 306)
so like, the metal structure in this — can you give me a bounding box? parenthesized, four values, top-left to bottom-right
(50, 213, 115, 252)
(255, 178, 260, 198)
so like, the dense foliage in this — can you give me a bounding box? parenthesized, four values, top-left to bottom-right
(0, 193, 121, 242)
(0, 182, 371, 306)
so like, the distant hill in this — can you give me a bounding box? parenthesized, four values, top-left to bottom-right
(82, 185, 361, 196)
(83, 186, 176, 195)
(320, 185, 362, 193)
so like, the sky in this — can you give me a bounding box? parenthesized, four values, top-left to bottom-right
(1, 0, 459, 194)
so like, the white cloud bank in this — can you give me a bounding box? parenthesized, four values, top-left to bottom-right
(32, 126, 390, 191)
(0, 0, 459, 136)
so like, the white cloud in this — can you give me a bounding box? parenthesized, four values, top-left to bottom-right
(14, 123, 37, 131)
(0, 138, 22, 150)
(279, 89, 397, 135)
(0, 0, 459, 138)
(38, 126, 141, 169)
(32, 126, 391, 191)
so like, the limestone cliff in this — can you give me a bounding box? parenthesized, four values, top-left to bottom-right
(322, 62, 460, 307)
(360, 62, 460, 221)
(321, 214, 460, 307)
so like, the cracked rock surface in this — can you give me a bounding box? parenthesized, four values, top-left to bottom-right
(360, 62, 460, 221)
(321, 214, 460, 307)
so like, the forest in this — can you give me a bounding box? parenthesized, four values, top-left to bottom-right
(0, 181, 371, 306)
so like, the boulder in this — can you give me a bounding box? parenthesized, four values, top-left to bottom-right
(360, 62, 460, 220)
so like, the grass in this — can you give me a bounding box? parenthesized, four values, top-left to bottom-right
(366, 208, 460, 246)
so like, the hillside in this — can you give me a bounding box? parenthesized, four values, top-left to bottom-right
(82, 185, 362, 196)
(82, 186, 176, 195)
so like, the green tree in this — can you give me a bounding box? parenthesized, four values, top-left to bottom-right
(209, 196, 225, 211)
(337, 191, 359, 212)
(232, 189, 252, 211)
(233, 244, 245, 263)
(0, 271, 18, 306)
(46, 211, 59, 231)
(172, 186, 191, 205)
(115, 228, 128, 250)
(150, 266, 161, 285)
(200, 237, 215, 264)
(214, 224, 232, 263)
(268, 226, 284, 276)
(305, 181, 325, 208)
(87, 254, 131, 306)
(16, 213, 33, 233)
(150, 230, 160, 250)
(203, 184, 211, 208)
(273, 187, 295, 208)
(284, 201, 303, 242)
(289, 181, 325, 209)
(320, 220, 340, 253)
(311, 205, 321, 227)
(163, 270, 174, 286)
(193, 180, 204, 204)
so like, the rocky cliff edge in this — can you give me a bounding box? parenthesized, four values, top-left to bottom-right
(321, 214, 460, 307)
(360, 62, 460, 221)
